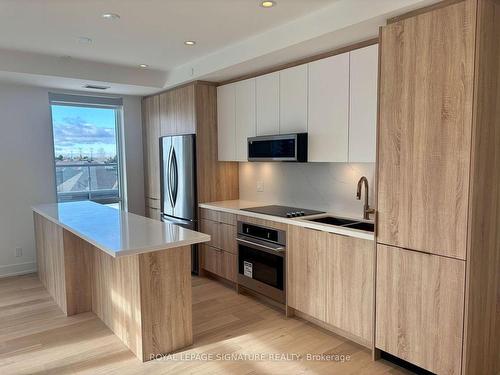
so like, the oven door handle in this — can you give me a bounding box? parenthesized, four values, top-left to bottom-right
(237, 237, 285, 254)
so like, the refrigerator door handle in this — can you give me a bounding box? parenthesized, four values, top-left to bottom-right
(167, 146, 175, 208)
(171, 147, 179, 206)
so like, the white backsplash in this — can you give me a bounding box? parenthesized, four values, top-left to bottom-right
(239, 162, 376, 220)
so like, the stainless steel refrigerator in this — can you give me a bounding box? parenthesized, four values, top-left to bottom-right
(160, 134, 198, 273)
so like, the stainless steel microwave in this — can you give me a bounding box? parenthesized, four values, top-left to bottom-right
(247, 133, 308, 162)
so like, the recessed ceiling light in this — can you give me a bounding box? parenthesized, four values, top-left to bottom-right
(260, 1, 276, 8)
(102, 13, 120, 20)
(77, 36, 93, 44)
(184, 40, 196, 46)
(139, 64, 148, 68)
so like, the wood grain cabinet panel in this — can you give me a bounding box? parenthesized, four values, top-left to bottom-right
(142, 95, 161, 200)
(199, 209, 237, 281)
(377, 1, 474, 260)
(159, 86, 196, 136)
(287, 225, 327, 321)
(200, 208, 237, 226)
(201, 244, 237, 282)
(219, 223, 237, 255)
(326, 234, 373, 343)
(145, 206, 161, 221)
(200, 217, 236, 254)
(159, 91, 176, 136)
(200, 219, 220, 249)
(173, 85, 196, 135)
(375, 244, 465, 375)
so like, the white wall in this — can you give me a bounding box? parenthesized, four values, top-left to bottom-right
(239, 162, 375, 220)
(0, 82, 144, 277)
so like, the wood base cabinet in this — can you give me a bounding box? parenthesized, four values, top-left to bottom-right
(200, 244, 237, 283)
(287, 226, 328, 322)
(375, 245, 465, 375)
(287, 225, 374, 346)
(199, 209, 237, 282)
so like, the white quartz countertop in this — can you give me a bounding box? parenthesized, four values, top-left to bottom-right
(33, 201, 210, 257)
(199, 200, 375, 241)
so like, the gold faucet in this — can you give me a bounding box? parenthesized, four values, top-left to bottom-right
(356, 176, 375, 220)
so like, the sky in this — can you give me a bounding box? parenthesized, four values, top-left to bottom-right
(51, 105, 117, 159)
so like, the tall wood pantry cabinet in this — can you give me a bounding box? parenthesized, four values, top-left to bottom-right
(375, 0, 500, 374)
(142, 82, 239, 220)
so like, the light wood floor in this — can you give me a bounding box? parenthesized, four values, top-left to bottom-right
(0, 274, 412, 375)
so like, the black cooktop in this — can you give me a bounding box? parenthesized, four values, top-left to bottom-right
(242, 205, 325, 218)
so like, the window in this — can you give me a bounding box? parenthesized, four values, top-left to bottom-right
(49, 93, 124, 208)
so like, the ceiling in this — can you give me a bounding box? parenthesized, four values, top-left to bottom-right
(0, 0, 334, 69)
(0, 0, 438, 95)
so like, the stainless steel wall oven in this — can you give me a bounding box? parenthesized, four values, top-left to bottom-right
(237, 221, 286, 303)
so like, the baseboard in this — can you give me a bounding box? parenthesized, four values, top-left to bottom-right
(0, 262, 37, 278)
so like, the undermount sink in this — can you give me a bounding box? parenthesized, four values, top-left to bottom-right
(343, 221, 375, 232)
(307, 216, 358, 227)
(305, 215, 375, 233)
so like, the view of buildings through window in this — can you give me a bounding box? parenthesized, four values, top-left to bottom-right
(51, 104, 121, 206)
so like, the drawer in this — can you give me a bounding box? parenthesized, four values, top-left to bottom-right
(219, 223, 237, 254)
(201, 244, 237, 282)
(200, 219, 237, 254)
(146, 197, 161, 209)
(200, 219, 220, 248)
(200, 208, 236, 226)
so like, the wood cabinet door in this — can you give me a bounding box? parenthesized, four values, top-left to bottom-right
(142, 95, 161, 200)
(376, 244, 465, 375)
(200, 219, 220, 249)
(326, 234, 374, 343)
(280, 65, 308, 134)
(159, 91, 175, 136)
(234, 79, 256, 161)
(287, 226, 327, 321)
(307, 52, 349, 162)
(217, 84, 236, 161)
(256, 72, 280, 136)
(159, 86, 196, 136)
(172, 85, 196, 135)
(201, 244, 237, 282)
(349, 44, 378, 163)
(377, 2, 475, 259)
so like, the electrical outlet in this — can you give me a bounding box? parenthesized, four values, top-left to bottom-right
(15, 247, 22, 257)
(257, 181, 264, 192)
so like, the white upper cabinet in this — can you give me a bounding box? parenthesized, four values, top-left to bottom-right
(216, 43, 378, 163)
(234, 79, 256, 161)
(256, 72, 280, 136)
(308, 52, 350, 162)
(217, 84, 236, 161)
(349, 44, 378, 163)
(279, 65, 308, 134)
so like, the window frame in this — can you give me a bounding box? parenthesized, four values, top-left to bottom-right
(48, 93, 126, 210)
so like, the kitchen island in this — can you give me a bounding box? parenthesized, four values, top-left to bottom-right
(32, 201, 210, 362)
